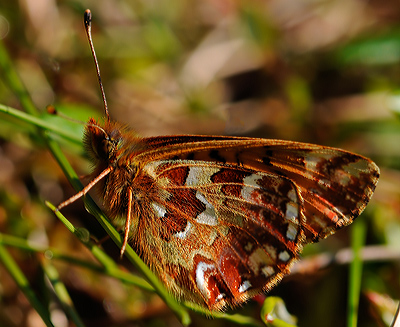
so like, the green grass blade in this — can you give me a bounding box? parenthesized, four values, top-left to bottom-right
(0, 104, 81, 144)
(0, 40, 39, 116)
(347, 220, 367, 327)
(41, 261, 87, 327)
(0, 233, 156, 292)
(0, 242, 55, 327)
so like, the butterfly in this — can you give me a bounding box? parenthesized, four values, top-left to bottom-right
(56, 10, 380, 311)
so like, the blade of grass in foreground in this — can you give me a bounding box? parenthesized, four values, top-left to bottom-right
(0, 243, 55, 327)
(0, 104, 81, 144)
(0, 233, 155, 292)
(41, 260, 87, 327)
(347, 219, 367, 327)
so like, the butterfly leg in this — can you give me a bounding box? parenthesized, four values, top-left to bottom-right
(120, 188, 133, 257)
(56, 167, 113, 211)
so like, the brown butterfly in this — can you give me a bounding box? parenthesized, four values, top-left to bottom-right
(56, 10, 379, 311)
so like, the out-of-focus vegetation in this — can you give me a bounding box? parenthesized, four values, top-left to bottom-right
(0, 1, 399, 327)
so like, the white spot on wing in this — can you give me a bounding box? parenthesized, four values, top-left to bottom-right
(244, 242, 254, 252)
(174, 221, 192, 239)
(287, 188, 297, 202)
(144, 161, 164, 177)
(216, 293, 225, 301)
(261, 266, 275, 277)
(243, 173, 263, 187)
(279, 250, 290, 262)
(305, 153, 334, 171)
(264, 244, 277, 260)
(285, 202, 298, 221)
(240, 186, 254, 202)
(248, 248, 273, 275)
(196, 261, 215, 299)
(195, 191, 217, 225)
(286, 223, 298, 241)
(241, 174, 263, 201)
(318, 178, 331, 188)
(338, 173, 351, 186)
(186, 166, 220, 186)
(239, 280, 252, 293)
(152, 202, 166, 218)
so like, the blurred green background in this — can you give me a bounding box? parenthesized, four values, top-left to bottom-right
(0, 1, 399, 327)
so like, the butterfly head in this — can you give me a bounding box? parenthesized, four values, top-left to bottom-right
(83, 117, 124, 165)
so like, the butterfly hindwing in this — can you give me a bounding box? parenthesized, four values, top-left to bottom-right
(128, 160, 304, 309)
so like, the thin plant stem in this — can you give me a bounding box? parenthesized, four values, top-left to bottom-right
(0, 103, 81, 144)
(347, 219, 367, 327)
(0, 243, 55, 327)
(41, 260, 87, 327)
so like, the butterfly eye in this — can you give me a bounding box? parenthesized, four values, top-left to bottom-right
(101, 139, 110, 153)
(104, 138, 120, 156)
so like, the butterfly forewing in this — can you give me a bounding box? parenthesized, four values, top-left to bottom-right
(138, 136, 379, 243)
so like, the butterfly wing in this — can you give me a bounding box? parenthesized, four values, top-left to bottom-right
(132, 160, 304, 310)
(138, 136, 379, 242)
(108, 135, 378, 309)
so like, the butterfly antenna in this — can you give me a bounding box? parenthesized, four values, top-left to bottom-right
(47, 105, 109, 139)
(84, 9, 110, 121)
(46, 105, 86, 125)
